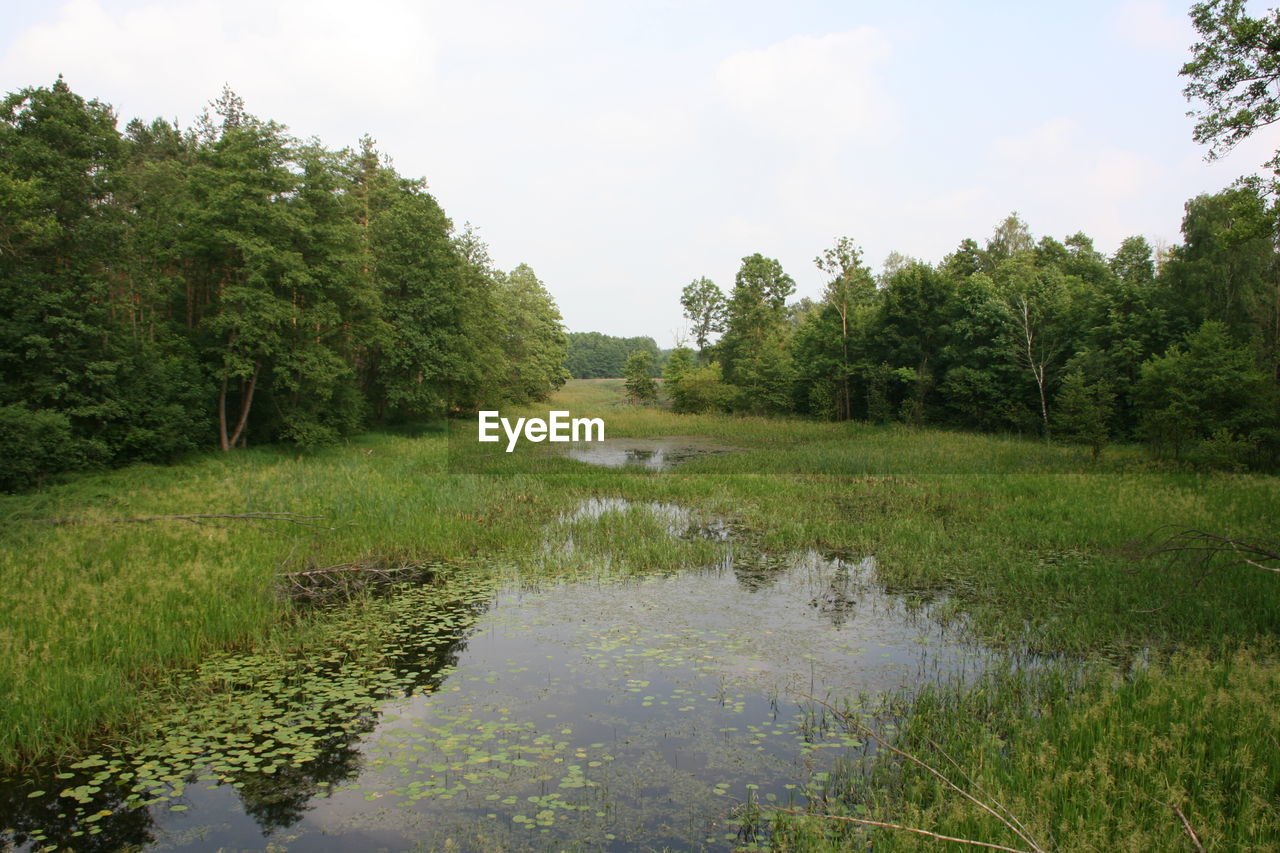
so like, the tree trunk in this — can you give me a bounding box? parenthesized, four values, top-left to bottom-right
(1018, 298, 1051, 438)
(838, 303, 851, 420)
(227, 360, 261, 450)
(218, 373, 230, 451)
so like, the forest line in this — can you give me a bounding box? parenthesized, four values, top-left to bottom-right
(0, 79, 569, 490)
(648, 203, 1280, 470)
(6, 68, 1280, 492)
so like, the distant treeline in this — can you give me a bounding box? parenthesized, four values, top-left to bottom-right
(0, 79, 568, 490)
(564, 332, 664, 378)
(667, 201, 1280, 470)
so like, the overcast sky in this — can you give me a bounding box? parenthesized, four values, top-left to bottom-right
(4, 0, 1280, 340)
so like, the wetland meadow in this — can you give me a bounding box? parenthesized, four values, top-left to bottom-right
(1, 379, 1278, 852)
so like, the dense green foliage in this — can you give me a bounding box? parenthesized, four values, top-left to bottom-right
(669, 205, 1280, 469)
(0, 79, 568, 489)
(622, 349, 658, 403)
(563, 331, 661, 378)
(1183, 0, 1280, 171)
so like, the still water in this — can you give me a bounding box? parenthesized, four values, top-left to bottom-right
(2, 502, 999, 852)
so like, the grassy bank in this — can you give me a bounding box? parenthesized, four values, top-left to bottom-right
(2, 379, 1277, 846)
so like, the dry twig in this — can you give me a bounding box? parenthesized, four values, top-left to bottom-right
(279, 558, 433, 601)
(32, 511, 339, 530)
(1132, 524, 1280, 612)
(281, 563, 422, 580)
(783, 691, 1047, 853)
(770, 805, 1036, 853)
(1169, 802, 1206, 853)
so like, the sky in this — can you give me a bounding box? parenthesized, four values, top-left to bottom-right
(3, 0, 1280, 341)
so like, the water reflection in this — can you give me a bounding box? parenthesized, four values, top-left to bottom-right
(555, 437, 740, 471)
(0, 592, 479, 852)
(0, 774, 157, 853)
(4, 513, 1002, 852)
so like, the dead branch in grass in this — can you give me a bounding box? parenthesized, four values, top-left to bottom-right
(281, 563, 423, 580)
(32, 511, 340, 530)
(279, 558, 434, 601)
(770, 805, 1036, 853)
(1169, 802, 1206, 853)
(786, 690, 1047, 853)
(1131, 524, 1280, 612)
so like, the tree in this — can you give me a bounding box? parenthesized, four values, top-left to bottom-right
(1159, 186, 1274, 340)
(1053, 369, 1114, 458)
(874, 262, 955, 421)
(813, 237, 875, 419)
(1181, 0, 1280, 171)
(994, 255, 1070, 437)
(0, 77, 577, 487)
(1110, 236, 1156, 286)
(719, 254, 796, 412)
(664, 356, 730, 413)
(186, 99, 304, 450)
(680, 277, 726, 354)
(790, 303, 850, 419)
(1138, 320, 1276, 461)
(984, 212, 1035, 268)
(491, 264, 570, 403)
(565, 332, 661, 378)
(624, 350, 657, 404)
(0, 78, 210, 472)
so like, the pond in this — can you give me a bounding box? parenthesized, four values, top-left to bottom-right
(1, 500, 1001, 852)
(549, 436, 741, 471)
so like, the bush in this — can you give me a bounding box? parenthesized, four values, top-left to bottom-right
(0, 404, 79, 491)
(668, 361, 731, 413)
(1137, 321, 1275, 466)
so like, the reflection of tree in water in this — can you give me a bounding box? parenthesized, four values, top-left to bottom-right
(1, 586, 485, 847)
(624, 449, 663, 470)
(232, 729, 366, 832)
(730, 553, 787, 592)
(0, 768, 157, 852)
(809, 560, 858, 628)
(233, 601, 476, 835)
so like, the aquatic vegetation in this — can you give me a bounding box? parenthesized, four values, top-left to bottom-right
(1, 537, 1000, 851)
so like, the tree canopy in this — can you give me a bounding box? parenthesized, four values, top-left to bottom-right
(0, 79, 568, 489)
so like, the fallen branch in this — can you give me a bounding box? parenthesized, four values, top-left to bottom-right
(282, 563, 422, 579)
(279, 558, 435, 601)
(1132, 525, 1280, 612)
(1169, 802, 1206, 853)
(788, 691, 1046, 853)
(770, 805, 1036, 853)
(33, 511, 338, 530)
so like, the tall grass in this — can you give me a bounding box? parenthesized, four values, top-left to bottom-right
(774, 647, 1280, 851)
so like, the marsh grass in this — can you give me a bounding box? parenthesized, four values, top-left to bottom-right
(776, 647, 1280, 852)
(1, 380, 1278, 849)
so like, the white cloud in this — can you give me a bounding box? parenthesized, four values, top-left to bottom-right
(995, 117, 1077, 163)
(988, 118, 1166, 247)
(905, 188, 988, 218)
(0, 0, 444, 139)
(577, 107, 695, 156)
(716, 28, 896, 149)
(1089, 149, 1155, 197)
(1110, 0, 1191, 51)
